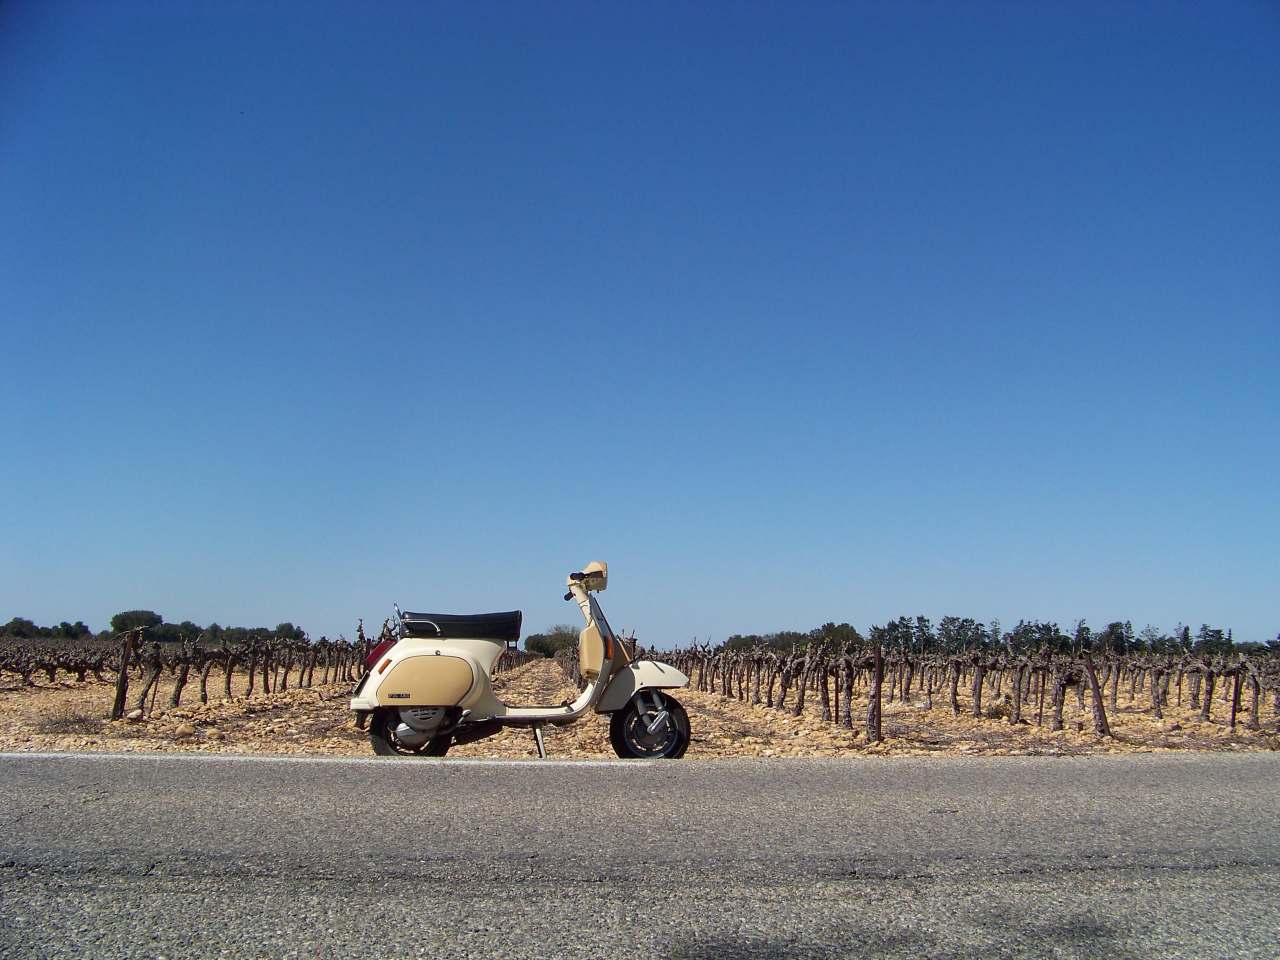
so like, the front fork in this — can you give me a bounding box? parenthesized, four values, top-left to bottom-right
(642, 690, 671, 736)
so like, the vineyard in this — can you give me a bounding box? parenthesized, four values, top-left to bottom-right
(0, 620, 531, 718)
(666, 633, 1280, 740)
(1, 618, 1278, 757)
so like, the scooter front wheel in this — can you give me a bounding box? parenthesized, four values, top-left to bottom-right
(610, 692, 690, 759)
(368, 709, 452, 757)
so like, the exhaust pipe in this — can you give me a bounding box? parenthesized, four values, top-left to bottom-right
(450, 719, 504, 745)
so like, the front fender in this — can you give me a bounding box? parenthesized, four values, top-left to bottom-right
(595, 660, 689, 713)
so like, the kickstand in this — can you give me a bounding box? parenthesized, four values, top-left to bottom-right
(532, 724, 547, 759)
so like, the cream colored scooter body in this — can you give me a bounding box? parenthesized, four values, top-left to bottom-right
(349, 562, 688, 731)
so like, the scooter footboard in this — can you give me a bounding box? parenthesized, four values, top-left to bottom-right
(595, 660, 689, 713)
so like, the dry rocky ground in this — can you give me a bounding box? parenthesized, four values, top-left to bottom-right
(2, 659, 1277, 759)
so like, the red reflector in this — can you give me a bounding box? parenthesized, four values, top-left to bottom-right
(365, 638, 396, 668)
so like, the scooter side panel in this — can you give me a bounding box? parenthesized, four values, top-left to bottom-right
(594, 660, 689, 713)
(375, 654, 475, 707)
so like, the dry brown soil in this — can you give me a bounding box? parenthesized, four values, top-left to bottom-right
(2, 660, 1276, 759)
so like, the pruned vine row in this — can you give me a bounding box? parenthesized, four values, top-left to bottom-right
(554, 622, 1280, 746)
(660, 645, 1280, 743)
(0, 620, 536, 720)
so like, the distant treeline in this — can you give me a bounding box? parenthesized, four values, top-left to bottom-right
(1, 610, 310, 647)
(6, 612, 1277, 660)
(721, 619, 1279, 656)
(519, 618, 1279, 659)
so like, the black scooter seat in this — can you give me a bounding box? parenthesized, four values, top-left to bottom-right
(401, 610, 522, 642)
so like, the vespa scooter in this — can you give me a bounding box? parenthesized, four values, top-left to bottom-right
(350, 562, 691, 759)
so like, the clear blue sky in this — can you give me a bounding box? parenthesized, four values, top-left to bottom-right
(2, 2, 1277, 646)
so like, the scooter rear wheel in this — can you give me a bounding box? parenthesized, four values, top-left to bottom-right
(368, 710, 452, 757)
(610, 692, 690, 759)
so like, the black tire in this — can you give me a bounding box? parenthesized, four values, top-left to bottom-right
(368, 709, 452, 757)
(609, 692, 690, 759)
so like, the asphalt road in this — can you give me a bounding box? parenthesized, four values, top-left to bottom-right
(1, 751, 1277, 959)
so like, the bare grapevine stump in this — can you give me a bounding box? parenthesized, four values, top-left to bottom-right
(1229, 671, 1243, 731)
(819, 662, 832, 722)
(1010, 664, 1024, 725)
(109, 630, 137, 720)
(866, 644, 883, 743)
(1050, 670, 1066, 732)
(1247, 674, 1261, 730)
(776, 664, 792, 712)
(948, 662, 961, 716)
(1082, 654, 1112, 738)
(133, 643, 163, 714)
(199, 659, 214, 704)
(970, 661, 986, 718)
(839, 659, 853, 729)
(168, 654, 191, 708)
(791, 659, 808, 717)
(1199, 672, 1215, 722)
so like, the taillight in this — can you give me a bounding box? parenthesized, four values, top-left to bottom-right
(365, 637, 396, 668)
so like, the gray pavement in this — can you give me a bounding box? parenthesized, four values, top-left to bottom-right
(1, 751, 1278, 959)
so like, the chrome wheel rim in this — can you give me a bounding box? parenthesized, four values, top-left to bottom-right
(622, 697, 676, 757)
(379, 716, 432, 755)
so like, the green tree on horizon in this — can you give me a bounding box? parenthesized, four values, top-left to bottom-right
(524, 624, 579, 658)
(109, 610, 163, 633)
